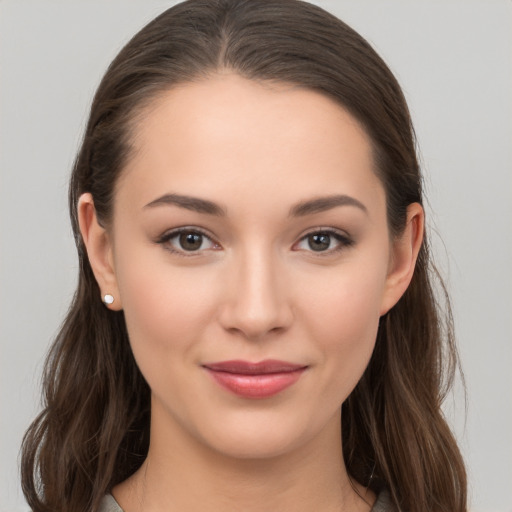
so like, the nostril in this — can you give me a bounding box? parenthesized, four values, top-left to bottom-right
(218, 302, 293, 341)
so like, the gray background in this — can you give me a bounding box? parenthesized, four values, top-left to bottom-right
(1, 1, 511, 510)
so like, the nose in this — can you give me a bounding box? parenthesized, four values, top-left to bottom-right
(217, 248, 294, 341)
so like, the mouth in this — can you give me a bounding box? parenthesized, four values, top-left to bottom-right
(202, 359, 308, 399)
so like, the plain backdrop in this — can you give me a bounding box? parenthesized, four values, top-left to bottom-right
(1, 1, 511, 511)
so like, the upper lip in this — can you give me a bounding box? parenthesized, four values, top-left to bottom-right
(202, 359, 307, 375)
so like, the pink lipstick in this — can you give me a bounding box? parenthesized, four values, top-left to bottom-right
(203, 360, 307, 399)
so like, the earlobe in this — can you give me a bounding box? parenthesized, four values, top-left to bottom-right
(77, 193, 122, 310)
(379, 203, 424, 316)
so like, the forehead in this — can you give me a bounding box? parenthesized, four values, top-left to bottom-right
(117, 73, 385, 219)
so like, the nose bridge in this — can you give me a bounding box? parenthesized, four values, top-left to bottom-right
(219, 241, 292, 339)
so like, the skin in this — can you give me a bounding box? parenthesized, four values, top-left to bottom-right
(79, 74, 423, 512)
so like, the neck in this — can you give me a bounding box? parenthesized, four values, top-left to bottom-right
(113, 400, 374, 512)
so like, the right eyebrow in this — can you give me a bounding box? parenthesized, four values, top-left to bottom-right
(143, 193, 226, 216)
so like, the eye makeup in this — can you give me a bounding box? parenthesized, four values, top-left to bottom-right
(155, 224, 355, 259)
(293, 228, 355, 256)
(155, 226, 221, 257)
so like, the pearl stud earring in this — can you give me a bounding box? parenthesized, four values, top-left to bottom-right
(103, 294, 114, 305)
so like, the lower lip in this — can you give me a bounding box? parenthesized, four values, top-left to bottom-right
(205, 368, 306, 399)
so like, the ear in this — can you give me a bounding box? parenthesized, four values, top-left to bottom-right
(77, 193, 122, 311)
(379, 203, 424, 316)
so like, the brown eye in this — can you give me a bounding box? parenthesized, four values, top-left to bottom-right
(179, 232, 204, 251)
(157, 228, 218, 255)
(307, 233, 331, 251)
(294, 229, 354, 255)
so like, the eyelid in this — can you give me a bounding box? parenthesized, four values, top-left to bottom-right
(155, 225, 353, 257)
(293, 227, 354, 254)
(156, 226, 221, 256)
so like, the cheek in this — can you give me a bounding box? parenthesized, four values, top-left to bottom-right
(304, 255, 386, 336)
(113, 246, 219, 386)
(299, 261, 387, 397)
(121, 272, 195, 347)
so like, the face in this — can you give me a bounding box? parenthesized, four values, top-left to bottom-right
(86, 74, 416, 459)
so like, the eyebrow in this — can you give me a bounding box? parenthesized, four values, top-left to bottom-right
(144, 192, 367, 217)
(144, 193, 226, 216)
(289, 194, 367, 217)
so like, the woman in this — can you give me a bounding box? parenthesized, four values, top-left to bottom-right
(20, 1, 467, 511)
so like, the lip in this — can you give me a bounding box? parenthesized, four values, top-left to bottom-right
(202, 359, 308, 399)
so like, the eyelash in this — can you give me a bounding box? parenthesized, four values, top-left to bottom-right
(156, 227, 220, 257)
(293, 228, 354, 256)
(156, 227, 354, 257)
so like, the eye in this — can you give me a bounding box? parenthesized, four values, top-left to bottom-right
(157, 228, 220, 255)
(294, 230, 353, 254)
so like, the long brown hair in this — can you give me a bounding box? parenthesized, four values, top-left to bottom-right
(20, 1, 466, 511)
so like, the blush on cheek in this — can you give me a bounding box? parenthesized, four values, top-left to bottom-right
(117, 260, 215, 377)
(304, 278, 382, 394)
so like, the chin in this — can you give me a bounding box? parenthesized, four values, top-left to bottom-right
(207, 428, 305, 461)
(192, 407, 334, 462)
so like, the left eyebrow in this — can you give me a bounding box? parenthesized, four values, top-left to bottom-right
(289, 194, 368, 217)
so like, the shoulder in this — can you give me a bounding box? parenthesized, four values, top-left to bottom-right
(98, 494, 124, 512)
(98, 489, 395, 512)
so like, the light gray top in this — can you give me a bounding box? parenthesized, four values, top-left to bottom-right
(99, 489, 395, 511)
(99, 494, 123, 512)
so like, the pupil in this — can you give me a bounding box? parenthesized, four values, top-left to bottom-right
(180, 232, 202, 251)
(308, 233, 330, 251)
